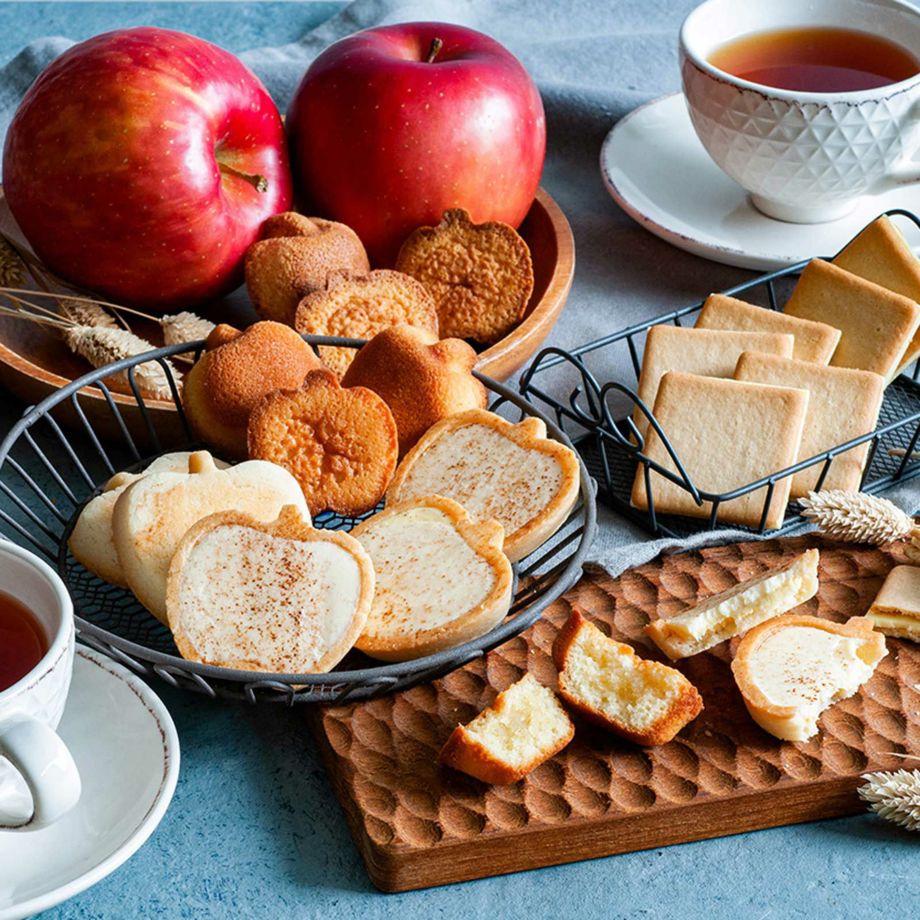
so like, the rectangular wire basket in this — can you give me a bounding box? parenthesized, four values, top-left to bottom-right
(519, 209, 920, 539)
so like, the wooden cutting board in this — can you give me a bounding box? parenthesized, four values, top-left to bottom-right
(308, 535, 920, 892)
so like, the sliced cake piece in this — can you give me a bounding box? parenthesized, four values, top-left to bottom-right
(646, 548, 819, 660)
(387, 409, 580, 562)
(352, 495, 513, 662)
(732, 614, 887, 741)
(553, 611, 703, 746)
(866, 565, 920, 641)
(438, 673, 574, 784)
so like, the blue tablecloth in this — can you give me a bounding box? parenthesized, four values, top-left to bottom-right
(0, 2, 915, 918)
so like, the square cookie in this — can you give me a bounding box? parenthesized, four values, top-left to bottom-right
(630, 372, 809, 530)
(784, 260, 920, 381)
(695, 293, 840, 365)
(734, 352, 884, 496)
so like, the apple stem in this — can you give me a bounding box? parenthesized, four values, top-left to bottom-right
(426, 37, 443, 63)
(218, 161, 268, 193)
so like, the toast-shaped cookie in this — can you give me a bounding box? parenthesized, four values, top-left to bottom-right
(866, 565, 920, 641)
(387, 409, 580, 562)
(167, 505, 373, 673)
(352, 495, 513, 661)
(732, 614, 886, 741)
(438, 673, 574, 785)
(645, 548, 820, 659)
(68, 452, 229, 587)
(247, 369, 398, 516)
(112, 451, 309, 624)
(553, 611, 703, 746)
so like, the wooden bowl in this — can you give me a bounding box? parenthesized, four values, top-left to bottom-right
(0, 186, 574, 438)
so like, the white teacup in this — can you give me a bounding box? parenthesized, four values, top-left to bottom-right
(0, 541, 81, 829)
(680, 0, 920, 223)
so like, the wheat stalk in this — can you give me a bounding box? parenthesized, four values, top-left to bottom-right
(160, 311, 214, 362)
(799, 490, 918, 544)
(860, 769, 920, 832)
(0, 238, 25, 287)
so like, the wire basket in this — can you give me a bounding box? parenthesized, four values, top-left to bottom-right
(519, 209, 920, 539)
(0, 335, 596, 704)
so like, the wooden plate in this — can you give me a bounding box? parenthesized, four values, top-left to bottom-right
(0, 186, 574, 436)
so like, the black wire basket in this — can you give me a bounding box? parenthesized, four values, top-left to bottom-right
(0, 335, 596, 704)
(520, 209, 920, 539)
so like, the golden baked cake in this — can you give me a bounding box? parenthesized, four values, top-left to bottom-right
(167, 506, 374, 673)
(732, 614, 886, 741)
(438, 673, 574, 785)
(293, 270, 439, 376)
(182, 321, 324, 458)
(388, 409, 580, 562)
(247, 369, 398, 516)
(866, 565, 920, 640)
(340, 325, 488, 455)
(245, 212, 369, 326)
(396, 208, 534, 344)
(352, 496, 513, 661)
(553, 610, 703, 746)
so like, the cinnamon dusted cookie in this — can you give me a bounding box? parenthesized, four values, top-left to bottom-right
(395, 208, 534, 344)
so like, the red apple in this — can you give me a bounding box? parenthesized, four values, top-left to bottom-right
(287, 22, 545, 265)
(3, 27, 292, 310)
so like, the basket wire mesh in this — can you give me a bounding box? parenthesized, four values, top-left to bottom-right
(0, 335, 596, 704)
(519, 209, 920, 539)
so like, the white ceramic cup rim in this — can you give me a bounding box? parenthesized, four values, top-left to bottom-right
(0, 540, 72, 701)
(680, 0, 920, 103)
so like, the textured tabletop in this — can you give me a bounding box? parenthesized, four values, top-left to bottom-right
(0, 2, 915, 918)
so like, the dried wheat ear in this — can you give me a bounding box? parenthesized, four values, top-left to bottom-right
(799, 490, 919, 545)
(160, 311, 215, 361)
(859, 770, 920, 832)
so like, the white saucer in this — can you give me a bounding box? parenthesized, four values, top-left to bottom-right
(0, 647, 179, 920)
(600, 92, 920, 270)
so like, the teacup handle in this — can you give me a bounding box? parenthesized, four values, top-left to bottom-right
(0, 716, 81, 829)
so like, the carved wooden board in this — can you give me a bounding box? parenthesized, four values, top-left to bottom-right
(309, 536, 920, 892)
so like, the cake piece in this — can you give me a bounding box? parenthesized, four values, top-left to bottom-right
(553, 611, 703, 745)
(438, 673, 574, 784)
(167, 506, 374, 673)
(784, 260, 920, 381)
(645, 548, 819, 659)
(352, 496, 513, 661)
(866, 565, 920, 641)
(833, 216, 920, 375)
(695, 293, 840, 365)
(630, 372, 809, 530)
(294, 270, 439, 376)
(734, 352, 884, 496)
(732, 614, 887, 741)
(633, 325, 794, 438)
(388, 409, 581, 562)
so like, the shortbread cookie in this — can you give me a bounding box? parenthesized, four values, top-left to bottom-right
(167, 506, 373, 673)
(183, 321, 324, 458)
(396, 208, 534, 344)
(630, 372, 809, 530)
(834, 216, 920, 375)
(294, 270, 439, 376)
(245, 213, 369, 326)
(784, 260, 920, 381)
(388, 409, 580, 562)
(732, 614, 886, 741)
(112, 451, 309, 624)
(734, 352, 884, 496)
(247, 369, 398, 516)
(553, 610, 703, 746)
(633, 325, 794, 438)
(68, 452, 229, 587)
(695, 293, 840, 365)
(352, 496, 513, 661)
(866, 565, 920, 641)
(340, 325, 488, 455)
(438, 673, 574, 784)
(645, 548, 820, 659)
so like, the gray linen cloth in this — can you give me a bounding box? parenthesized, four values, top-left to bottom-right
(1, 0, 917, 576)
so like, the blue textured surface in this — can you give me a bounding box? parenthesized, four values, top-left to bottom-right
(0, 2, 914, 918)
